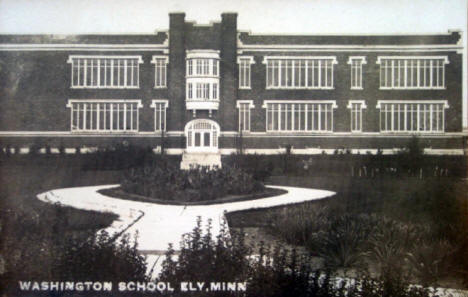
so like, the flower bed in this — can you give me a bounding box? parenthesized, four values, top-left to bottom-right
(115, 163, 271, 203)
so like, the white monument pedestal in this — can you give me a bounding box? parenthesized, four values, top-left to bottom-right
(180, 151, 222, 170)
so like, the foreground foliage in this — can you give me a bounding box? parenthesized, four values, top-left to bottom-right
(1, 202, 148, 291)
(265, 178, 467, 287)
(159, 218, 441, 297)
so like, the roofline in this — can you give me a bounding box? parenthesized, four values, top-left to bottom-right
(237, 29, 462, 37)
(0, 31, 168, 36)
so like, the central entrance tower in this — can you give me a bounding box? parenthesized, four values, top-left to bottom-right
(168, 13, 238, 169)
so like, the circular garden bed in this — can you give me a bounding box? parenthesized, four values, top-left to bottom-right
(98, 162, 287, 205)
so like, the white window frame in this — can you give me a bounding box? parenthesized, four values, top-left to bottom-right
(151, 56, 169, 89)
(185, 50, 221, 106)
(347, 56, 366, 90)
(67, 55, 143, 89)
(237, 56, 255, 89)
(262, 100, 338, 133)
(236, 100, 255, 132)
(263, 56, 337, 90)
(346, 100, 367, 133)
(376, 56, 449, 90)
(150, 99, 169, 132)
(376, 100, 449, 133)
(66, 99, 143, 133)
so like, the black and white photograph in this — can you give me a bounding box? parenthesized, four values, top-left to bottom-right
(0, 0, 467, 296)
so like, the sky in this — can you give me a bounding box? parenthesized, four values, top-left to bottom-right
(0, 0, 465, 35)
(0, 0, 467, 127)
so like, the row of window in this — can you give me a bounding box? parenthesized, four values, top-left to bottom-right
(67, 99, 447, 134)
(68, 55, 449, 91)
(240, 56, 448, 90)
(67, 100, 167, 132)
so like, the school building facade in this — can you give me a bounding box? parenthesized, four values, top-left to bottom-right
(0, 13, 466, 164)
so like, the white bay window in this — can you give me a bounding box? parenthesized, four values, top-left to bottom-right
(185, 50, 221, 113)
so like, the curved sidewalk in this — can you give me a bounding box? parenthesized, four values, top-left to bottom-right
(37, 185, 335, 251)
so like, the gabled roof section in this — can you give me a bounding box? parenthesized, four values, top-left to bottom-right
(238, 30, 462, 46)
(0, 31, 168, 44)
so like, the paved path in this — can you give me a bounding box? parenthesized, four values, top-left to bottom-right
(36, 186, 468, 295)
(37, 185, 335, 252)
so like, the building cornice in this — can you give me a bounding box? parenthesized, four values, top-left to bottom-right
(0, 44, 169, 52)
(238, 44, 463, 54)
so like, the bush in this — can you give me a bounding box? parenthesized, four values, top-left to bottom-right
(308, 214, 375, 269)
(81, 144, 159, 170)
(223, 154, 275, 181)
(121, 163, 265, 202)
(1, 202, 147, 295)
(158, 218, 438, 297)
(55, 231, 148, 282)
(406, 239, 457, 286)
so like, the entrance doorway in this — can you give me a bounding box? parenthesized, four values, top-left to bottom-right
(184, 119, 220, 153)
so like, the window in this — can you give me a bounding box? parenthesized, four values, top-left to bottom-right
(186, 58, 219, 76)
(68, 56, 142, 88)
(152, 56, 168, 88)
(264, 57, 337, 89)
(263, 100, 337, 132)
(377, 100, 448, 132)
(151, 100, 169, 131)
(377, 56, 448, 89)
(187, 82, 218, 100)
(67, 100, 142, 132)
(238, 56, 254, 89)
(186, 51, 220, 105)
(348, 57, 366, 89)
(347, 100, 367, 132)
(237, 100, 254, 132)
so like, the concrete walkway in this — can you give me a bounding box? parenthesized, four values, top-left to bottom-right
(36, 186, 468, 296)
(37, 185, 335, 252)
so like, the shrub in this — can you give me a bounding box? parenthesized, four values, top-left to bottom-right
(1, 201, 147, 295)
(158, 218, 438, 297)
(55, 231, 148, 282)
(365, 218, 428, 274)
(309, 214, 375, 269)
(121, 163, 265, 202)
(223, 154, 274, 181)
(267, 204, 330, 246)
(160, 218, 251, 285)
(406, 239, 457, 286)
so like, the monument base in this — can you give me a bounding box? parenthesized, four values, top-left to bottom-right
(180, 151, 222, 170)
